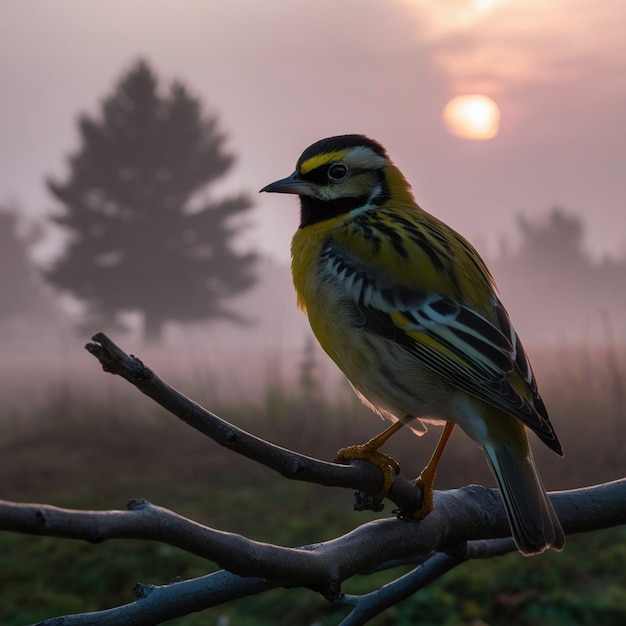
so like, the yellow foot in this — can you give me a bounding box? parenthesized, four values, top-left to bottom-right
(335, 444, 401, 498)
(408, 471, 435, 521)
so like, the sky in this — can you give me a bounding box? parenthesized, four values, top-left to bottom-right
(1, 0, 626, 264)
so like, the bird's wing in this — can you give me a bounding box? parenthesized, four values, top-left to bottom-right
(319, 238, 560, 450)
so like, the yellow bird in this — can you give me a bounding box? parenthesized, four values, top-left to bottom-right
(261, 134, 564, 555)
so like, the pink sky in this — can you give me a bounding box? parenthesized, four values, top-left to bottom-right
(2, 0, 625, 263)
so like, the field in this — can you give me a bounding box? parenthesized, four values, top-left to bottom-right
(0, 341, 625, 625)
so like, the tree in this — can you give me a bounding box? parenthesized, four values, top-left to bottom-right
(492, 208, 626, 342)
(0, 333, 624, 625)
(516, 207, 587, 269)
(45, 60, 256, 342)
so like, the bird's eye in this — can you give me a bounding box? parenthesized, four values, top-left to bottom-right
(327, 163, 349, 183)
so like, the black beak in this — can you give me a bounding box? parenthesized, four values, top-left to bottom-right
(260, 171, 316, 196)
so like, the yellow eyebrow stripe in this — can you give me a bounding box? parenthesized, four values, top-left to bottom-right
(299, 150, 348, 174)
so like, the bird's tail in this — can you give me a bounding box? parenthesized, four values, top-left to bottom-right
(483, 432, 565, 556)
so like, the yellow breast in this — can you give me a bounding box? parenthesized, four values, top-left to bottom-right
(291, 217, 351, 361)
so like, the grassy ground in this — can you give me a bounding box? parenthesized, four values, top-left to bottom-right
(0, 345, 625, 625)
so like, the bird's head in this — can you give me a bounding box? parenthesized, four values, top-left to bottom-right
(260, 134, 414, 227)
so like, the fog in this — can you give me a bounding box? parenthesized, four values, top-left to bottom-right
(1, 1, 624, 410)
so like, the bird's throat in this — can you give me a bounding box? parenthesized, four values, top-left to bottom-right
(299, 195, 370, 228)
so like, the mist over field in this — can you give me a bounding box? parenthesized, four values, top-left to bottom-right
(2, 223, 625, 492)
(2, 209, 626, 419)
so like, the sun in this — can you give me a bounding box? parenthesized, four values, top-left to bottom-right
(443, 95, 501, 140)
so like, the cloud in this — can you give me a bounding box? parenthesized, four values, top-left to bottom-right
(407, 0, 626, 96)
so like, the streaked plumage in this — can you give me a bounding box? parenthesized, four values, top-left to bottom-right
(261, 134, 564, 555)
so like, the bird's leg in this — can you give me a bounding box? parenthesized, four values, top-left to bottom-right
(411, 421, 456, 520)
(335, 421, 405, 497)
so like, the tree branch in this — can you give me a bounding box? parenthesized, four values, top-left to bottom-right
(84, 332, 424, 514)
(0, 479, 620, 625)
(337, 552, 463, 626)
(31, 571, 275, 626)
(336, 538, 520, 626)
(2, 481, 625, 591)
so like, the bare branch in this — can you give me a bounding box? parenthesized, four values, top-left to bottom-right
(337, 552, 463, 626)
(2, 481, 625, 589)
(84, 332, 424, 513)
(336, 539, 522, 625)
(33, 571, 275, 626)
(0, 498, 330, 590)
(13, 479, 624, 625)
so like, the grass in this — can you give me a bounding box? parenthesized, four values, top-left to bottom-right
(0, 344, 625, 625)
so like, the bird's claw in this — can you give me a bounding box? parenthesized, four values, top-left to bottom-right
(402, 472, 435, 521)
(335, 444, 401, 498)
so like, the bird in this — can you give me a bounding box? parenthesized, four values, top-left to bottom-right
(260, 134, 565, 555)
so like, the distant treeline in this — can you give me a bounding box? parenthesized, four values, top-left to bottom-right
(490, 208, 625, 343)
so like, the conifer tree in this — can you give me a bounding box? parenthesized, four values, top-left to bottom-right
(45, 60, 256, 342)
